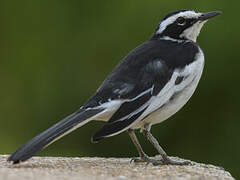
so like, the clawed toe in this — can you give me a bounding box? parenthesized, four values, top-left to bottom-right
(128, 128, 191, 167)
(160, 157, 192, 166)
(130, 157, 145, 163)
(130, 156, 191, 166)
(130, 157, 164, 165)
(130, 156, 151, 164)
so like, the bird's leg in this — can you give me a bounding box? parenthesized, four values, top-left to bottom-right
(128, 129, 150, 163)
(142, 124, 191, 166)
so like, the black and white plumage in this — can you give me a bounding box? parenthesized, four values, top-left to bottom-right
(8, 9, 221, 164)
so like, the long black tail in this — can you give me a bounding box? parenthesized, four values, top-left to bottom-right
(8, 108, 104, 164)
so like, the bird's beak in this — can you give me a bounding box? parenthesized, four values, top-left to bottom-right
(198, 11, 222, 21)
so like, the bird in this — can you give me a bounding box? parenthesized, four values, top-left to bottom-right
(8, 9, 221, 165)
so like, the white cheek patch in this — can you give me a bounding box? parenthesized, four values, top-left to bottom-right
(157, 11, 202, 34)
(180, 21, 206, 42)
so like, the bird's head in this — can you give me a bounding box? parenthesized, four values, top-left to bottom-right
(153, 10, 221, 42)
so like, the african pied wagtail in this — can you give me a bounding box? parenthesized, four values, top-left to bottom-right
(8, 9, 221, 165)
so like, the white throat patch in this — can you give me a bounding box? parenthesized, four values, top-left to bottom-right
(180, 21, 206, 42)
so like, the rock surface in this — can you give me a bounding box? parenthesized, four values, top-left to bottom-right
(0, 155, 234, 180)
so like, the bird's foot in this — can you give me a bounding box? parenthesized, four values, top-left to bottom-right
(160, 156, 191, 166)
(130, 155, 153, 164)
(131, 156, 191, 166)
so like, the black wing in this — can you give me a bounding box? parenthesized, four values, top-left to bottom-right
(83, 39, 199, 142)
(90, 58, 173, 142)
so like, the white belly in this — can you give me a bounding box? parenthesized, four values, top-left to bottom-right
(133, 49, 204, 129)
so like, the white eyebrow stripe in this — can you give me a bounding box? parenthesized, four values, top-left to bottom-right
(156, 11, 202, 34)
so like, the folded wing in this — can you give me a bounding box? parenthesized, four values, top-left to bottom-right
(89, 58, 173, 142)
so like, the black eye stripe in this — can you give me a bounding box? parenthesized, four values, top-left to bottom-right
(154, 17, 199, 40)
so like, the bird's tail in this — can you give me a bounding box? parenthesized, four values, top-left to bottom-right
(8, 108, 104, 164)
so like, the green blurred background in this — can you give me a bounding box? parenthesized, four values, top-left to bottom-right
(0, 0, 239, 178)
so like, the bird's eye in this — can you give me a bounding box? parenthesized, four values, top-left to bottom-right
(176, 17, 186, 25)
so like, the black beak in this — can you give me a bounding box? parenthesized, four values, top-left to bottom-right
(199, 11, 222, 21)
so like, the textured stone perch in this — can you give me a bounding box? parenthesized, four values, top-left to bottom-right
(0, 155, 234, 180)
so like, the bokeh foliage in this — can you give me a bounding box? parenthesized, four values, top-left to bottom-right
(0, 0, 239, 178)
